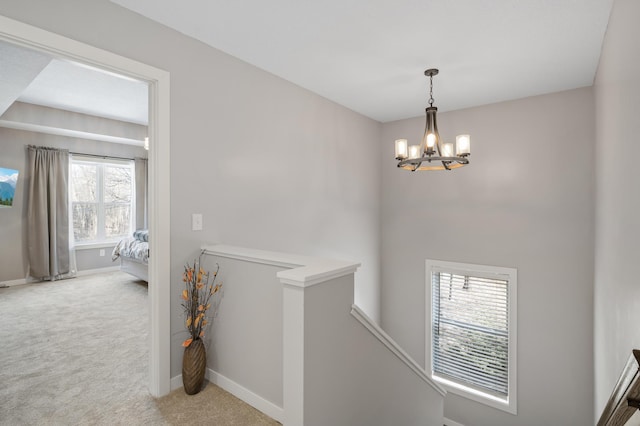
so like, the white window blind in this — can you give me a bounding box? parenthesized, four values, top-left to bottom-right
(427, 260, 517, 414)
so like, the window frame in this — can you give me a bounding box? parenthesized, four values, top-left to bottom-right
(70, 156, 135, 246)
(425, 259, 517, 415)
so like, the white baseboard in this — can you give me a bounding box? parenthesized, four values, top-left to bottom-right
(0, 277, 28, 287)
(170, 374, 183, 391)
(0, 266, 121, 288)
(170, 369, 284, 423)
(444, 417, 465, 426)
(75, 266, 120, 277)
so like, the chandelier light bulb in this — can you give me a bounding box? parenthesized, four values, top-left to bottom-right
(442, 143, 454, 158)
(426, 133, 436, 149)
(395, 139, 408, 160)
(408, 145, 421, 159)
(456, 134, 470, 156)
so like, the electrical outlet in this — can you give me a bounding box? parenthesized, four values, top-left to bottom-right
(192, 213, 203, 231)
(99, 249, 105, 257)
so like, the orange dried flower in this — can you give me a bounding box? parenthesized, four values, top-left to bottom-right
(181, 256, 221, 345)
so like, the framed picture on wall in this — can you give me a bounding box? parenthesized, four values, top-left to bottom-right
(0, 167, 19, 208)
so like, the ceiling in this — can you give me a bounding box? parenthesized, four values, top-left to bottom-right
(0, 1, 614, 127)
(0, 40, 148, 126)
(110, 0, 614, 122)
(18, 59, 149, 125)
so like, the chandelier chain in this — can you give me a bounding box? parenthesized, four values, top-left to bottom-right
(428, 74, 434, 107)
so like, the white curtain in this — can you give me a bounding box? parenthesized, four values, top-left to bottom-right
(26, 145, 76, 280)
(134, 157, 148, 230)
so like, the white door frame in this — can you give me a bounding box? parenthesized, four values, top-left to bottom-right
(0, 15, 172, 397)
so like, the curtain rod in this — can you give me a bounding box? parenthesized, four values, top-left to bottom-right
(69, 151, 147, 162)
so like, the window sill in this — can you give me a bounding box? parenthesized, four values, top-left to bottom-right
(434, 375, 516, 415)
(75, 242, 118, 250)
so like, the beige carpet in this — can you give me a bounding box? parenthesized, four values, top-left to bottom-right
(0, 271, 280, 426)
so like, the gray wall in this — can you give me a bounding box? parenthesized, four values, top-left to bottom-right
(204, 255, 284, 408)
(0, 104, 147, 281)
(0, 0, 382, 379)
(380, 87, 595, 426)
(594, 0, 640, 418)
(304, 275, 444, 426)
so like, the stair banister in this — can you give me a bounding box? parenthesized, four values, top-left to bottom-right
(597, 350, 640, 426)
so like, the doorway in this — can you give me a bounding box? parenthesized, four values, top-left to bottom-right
(0, 14, 171, 396)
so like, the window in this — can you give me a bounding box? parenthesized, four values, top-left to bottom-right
(71, 157, 135, 245)
(426, 259, 517, 414)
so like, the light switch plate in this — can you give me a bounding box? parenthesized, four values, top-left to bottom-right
(192, 213, 203, 231)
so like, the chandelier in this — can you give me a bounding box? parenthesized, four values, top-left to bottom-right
(394, 69, 470, 171)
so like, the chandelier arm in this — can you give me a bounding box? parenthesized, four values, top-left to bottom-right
(419, 110, 428, 154)
(433, 115, 441, 156)
(397, 156, 469, 167)
(398, 159, 467, 171)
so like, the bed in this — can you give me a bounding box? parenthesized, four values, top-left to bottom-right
(112, 230, 149, 282)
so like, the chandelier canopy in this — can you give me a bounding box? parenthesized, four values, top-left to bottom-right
(394, 69, 470, 171)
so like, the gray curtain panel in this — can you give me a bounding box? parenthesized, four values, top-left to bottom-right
(134, 157, 148, 230)
(27, 145, 70, 279)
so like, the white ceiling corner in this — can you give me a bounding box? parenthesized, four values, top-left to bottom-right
(0, 38, 149, 128)
(0, 42, 51, 117)
(18, 58, 150, 126)
(0, 38, 149, 147)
